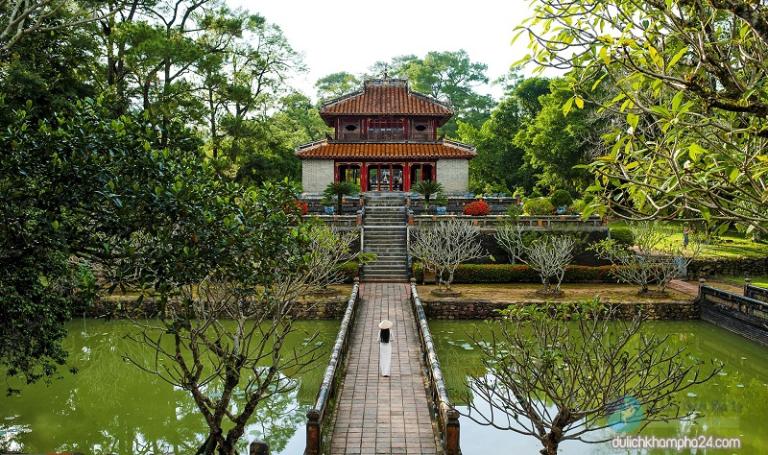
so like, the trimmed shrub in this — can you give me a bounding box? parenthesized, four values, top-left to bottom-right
(609, 226, 635, 246)
(549, 189, 573, 208)
(413, 263, 619, 284)
(463, 199, 491, 216)
(523, 197, 555, 215)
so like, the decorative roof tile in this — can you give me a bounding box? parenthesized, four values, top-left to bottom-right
(295, 140, 476, 160)
(320, 79, 453, 117)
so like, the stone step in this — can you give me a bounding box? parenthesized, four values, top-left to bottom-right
(364, 232, 407, 238)
(362, 271, 409, 278)
(364, 252, 407, 259)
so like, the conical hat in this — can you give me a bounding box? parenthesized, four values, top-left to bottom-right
(378, 320, 393, 329)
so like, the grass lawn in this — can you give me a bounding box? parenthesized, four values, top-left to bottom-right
(418, 283, 692, 304)
(608, 221, 768, 259)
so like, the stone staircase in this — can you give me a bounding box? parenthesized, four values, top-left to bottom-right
(361, 193, 409, 282)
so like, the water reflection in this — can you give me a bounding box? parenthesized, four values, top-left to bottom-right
(430, 320, 768, 454)
(0, 320, 338, 454)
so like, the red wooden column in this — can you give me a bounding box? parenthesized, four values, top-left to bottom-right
(361, 162, 368, 192)
(431, 163, 437, 182)
(404, 162, 411, 192)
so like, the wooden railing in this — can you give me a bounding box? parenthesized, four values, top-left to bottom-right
(699, 285, 768, 346)
(409, 279, 460, 455)
(305, 279, 360, 455)
(745, 283, 768, 304)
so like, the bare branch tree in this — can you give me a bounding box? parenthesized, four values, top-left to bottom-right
(409, 218, 485, 295)
(496, 228, 577, 296)
(125, 224, 357, 455)
(591, 222, 701, 295)
(464, 302, 721, 455)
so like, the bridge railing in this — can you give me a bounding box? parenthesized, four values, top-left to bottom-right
(699, 285, 768, 342)
(745, 283, 768, 304)
(305, 279, 361, 455)
(409, 279, 460, 455)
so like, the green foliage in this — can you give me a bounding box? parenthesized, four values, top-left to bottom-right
(549, 189, 573, 208)
(513, 80, 597, 193)
(433, 193, 449, 207)
(519, 0, 768, 234)
(411, 180, 444, 207)
(412, 263, 618, 284)
(315, 72, 361, 100)
(523, 197, 555, 215)
(323, 181, 359, 213)
(609, 227, 635, 247)
(506, 204, 523, 219)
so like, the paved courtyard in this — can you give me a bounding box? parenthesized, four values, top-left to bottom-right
(330, 282, 438, 454)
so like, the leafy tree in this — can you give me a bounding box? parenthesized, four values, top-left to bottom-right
(520, 0, 768, 233)
(514, 80, 602, 193)
(314, 71, 360, 100)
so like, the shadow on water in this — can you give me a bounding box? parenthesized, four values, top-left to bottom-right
(0, 319, 339, 455)
(430, 320, 768, 454)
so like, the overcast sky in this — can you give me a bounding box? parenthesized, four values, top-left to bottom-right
(228, 0, 531, 101)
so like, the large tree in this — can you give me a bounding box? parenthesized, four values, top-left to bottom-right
(519, 0, 768, 233)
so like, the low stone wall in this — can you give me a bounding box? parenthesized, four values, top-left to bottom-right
(91, 293, 349, 319)
(408, 196, 519, 215)
(687, 257, 768, 279)
(420, 299, 699, 320)
(302, 194, 362, 215)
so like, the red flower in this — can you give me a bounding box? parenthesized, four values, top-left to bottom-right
(463, 200, 490, 216)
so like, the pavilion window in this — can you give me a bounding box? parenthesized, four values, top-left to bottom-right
(367, 117, 406, 141)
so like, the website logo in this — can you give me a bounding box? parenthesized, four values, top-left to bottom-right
(607, 396, 645, 433)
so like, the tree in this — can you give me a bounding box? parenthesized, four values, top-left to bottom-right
(409, 219, 485, 295)
(513, 79, 603, 194)
(519, 0, 768, 233)
(465, 301, 721, 455)
(591, 222, 700, 295)
(495, 230, 577, 295)
(126, 222, 357, 455)
(0, 0, 117, 54)
(323, 181, 358, 214)
(0, 98, 211, 389)
(410, 180, 444, 209)
(375, 50, 494, 136)
(459, 75, 548, 194)
(314, 71, 360, 100)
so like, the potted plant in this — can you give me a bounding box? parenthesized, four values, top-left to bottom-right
(434, 193, 449, 215)
(321, 195, 335, 215)
(550, 189, 573, 215)
(323, 181, 359, 215)
(411, 180, 444, 213)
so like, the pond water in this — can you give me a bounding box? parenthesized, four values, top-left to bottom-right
(0, 319, 339, 455)
(430, 320, 768, 454)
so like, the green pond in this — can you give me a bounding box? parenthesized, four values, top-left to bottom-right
(0, 319, 339, 455)
(431, 320, 768, 454)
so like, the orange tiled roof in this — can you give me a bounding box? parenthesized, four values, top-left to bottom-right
(320, 79, 453, 117)
(295, 140, 476, 160)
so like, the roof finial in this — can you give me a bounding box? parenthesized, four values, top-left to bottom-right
(381, 63, 390, 80)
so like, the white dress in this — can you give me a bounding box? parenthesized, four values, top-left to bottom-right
(379, 331, 392, 377)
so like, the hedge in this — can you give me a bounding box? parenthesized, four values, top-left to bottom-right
(339, 261, 358, 283)
(412, 263, 620, 284)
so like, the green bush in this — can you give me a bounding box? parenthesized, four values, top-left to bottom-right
(523, 197, 555, 215)
(609, 226, 635, 246)
(506, 204, 523, 219)
(569, 199, 586, 214)
(412, 263, 619, 284)
(549, 189, 573, 208)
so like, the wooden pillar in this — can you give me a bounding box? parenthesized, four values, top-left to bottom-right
(305, 409, 320, 455)
(361, 162, 367, 192)
(431, 163, 436, 182)
(404, 162, 411, 192)
(445, 408, 460, 455)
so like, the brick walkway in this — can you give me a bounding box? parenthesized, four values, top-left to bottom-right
(330, 282, 438, 454)
(669, 279, 700, 297)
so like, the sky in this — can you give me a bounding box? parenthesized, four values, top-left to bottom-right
(228, 0, 532, 101)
